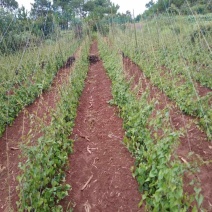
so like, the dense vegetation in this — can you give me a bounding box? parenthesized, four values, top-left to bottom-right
(113, 15, 212, 139)
(0, 0, 120, 55)
(99, 35, 204, 211)
(1, 0, 211, 211)
(0, 32, 80, 136)
(0, 0, 124, 136)
(18, 39, 90, 211)
(143, 0, 212, 18)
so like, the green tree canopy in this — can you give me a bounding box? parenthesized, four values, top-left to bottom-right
(31, 0, 52, 18)
(0, 0, 18, 11)
(83, 0, 119, 19)
(142, 0, 212, 17)
(145, 0, 154, 9)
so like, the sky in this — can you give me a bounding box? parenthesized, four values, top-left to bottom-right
(112, 0, 150, 16)
(16, 0, 150, 16)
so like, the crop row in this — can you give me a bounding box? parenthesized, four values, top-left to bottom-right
(98, 36, 203, 211)
(0, 31, 75, 90)
(140, 15, 212, 89)
(113, 24, 212, 140)
(0, 32, 80, 136)
(17, 38, 90, 211)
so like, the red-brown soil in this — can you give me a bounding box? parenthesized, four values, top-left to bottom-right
(160, 65, 212, 97)
(61, 42, 143, 211)
(195, 80, 212, 96)
(123, 57, 212, 211)
(0, 55, 76, 211)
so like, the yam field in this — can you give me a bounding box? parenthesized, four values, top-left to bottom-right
(0, 1, 212, 211)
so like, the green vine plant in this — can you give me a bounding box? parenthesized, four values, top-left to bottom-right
(17, 38, 90, 211)
(0, 32, 81, 137)
(98, 36, 204, 211)
(111, 18, 212, 141)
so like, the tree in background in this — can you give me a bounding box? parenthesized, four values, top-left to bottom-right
(0, 0, 18, 11)
(0, 1, 28, 54)
(82, 0, 119, 32)
(17, 6, 28, 20)
(142, 0, 212, 17)
(0, 0, 121, 54)
(145, 0, 154, 9)
(0, 6, 38, 54)
(31, 0, 52, 18)
(31, 0, 55, 37)
(53, 0, 75, 30)
(135, 14, 141, 22)
(83, 0, 119, 19)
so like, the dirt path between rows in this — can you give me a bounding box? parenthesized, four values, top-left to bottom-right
(123, 57, 212, 211)
(61, 42, 142, 211)
(0, 54, 76, 211)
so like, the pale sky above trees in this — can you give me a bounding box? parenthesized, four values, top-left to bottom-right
(16, 0, 150, 16)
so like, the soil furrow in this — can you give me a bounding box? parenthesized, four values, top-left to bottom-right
(160, 65, 212, 97)
(61, 41, 142, 211)
(195, 81, 212, 96)
(123, 57, 212, 210)
(0, 55, 76, 211)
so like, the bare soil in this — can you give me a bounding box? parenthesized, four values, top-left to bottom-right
(61, 41, 143, 211)
(196, 81, 212, 96)
(123, 57, 212, 211)
(0, 56, 76, 211)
